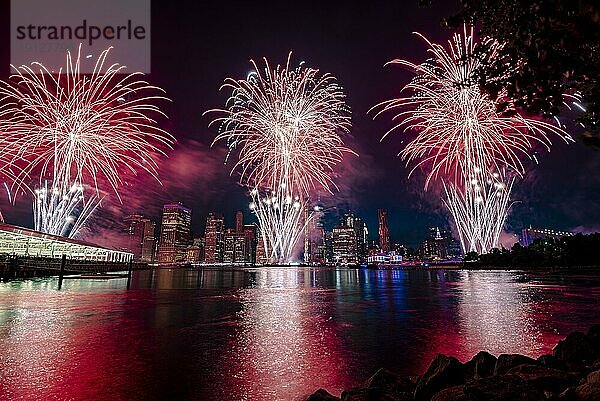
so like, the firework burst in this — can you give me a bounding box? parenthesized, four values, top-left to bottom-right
(373, 26, 572, 254)
(208, 53, 353, 263)
(0, 45, 174, 237)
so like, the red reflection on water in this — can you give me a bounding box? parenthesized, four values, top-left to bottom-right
(208, 268, 351, 401)
(0, 269, 599, 401)
(0, 284, 154, 401)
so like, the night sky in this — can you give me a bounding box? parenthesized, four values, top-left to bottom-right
(0, 0, 599, 248)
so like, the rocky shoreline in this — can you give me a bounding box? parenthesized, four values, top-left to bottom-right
(306, 325, 600, 401)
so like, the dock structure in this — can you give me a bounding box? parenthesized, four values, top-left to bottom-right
(0, 222, 132, 262)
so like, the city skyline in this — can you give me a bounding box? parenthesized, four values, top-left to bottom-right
(120, 201, 576, 265)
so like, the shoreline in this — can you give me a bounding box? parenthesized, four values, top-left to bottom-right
(3, 262, 599, 281)
(306, 325, 600, 401)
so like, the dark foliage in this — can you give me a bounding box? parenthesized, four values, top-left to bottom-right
(442, 1, 599, 143)
(467, 233, 600, 267)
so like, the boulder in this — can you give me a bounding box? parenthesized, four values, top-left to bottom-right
(493, 354, 538, 376)
(414, 354, 466, 401)
(463, 374, 545, 401)
(556, 387, 577, 401)
(553, 331, 596, 366)
(430, 386, 466, 401)
(537, 354, 568, 371)
(364, 368, 416, 394)
(306, 389, 341, 401)
(587, 324, 600, 356)
(506, 363, 578, 393)
(575, 369, 600, 401)
(465, 351, 497, 379)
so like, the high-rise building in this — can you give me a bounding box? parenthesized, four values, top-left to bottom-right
(203, 212, 224, 264)
(156, 203, 192, 263)
(223, 228, 247, 264)
(235, 211, 244, 233)
(242, 223, 258, 264)
(310, 225, 326, 264)
(124, 214, 156, 262)
(419, 227, 462, 261)
(333, 226, 357, 264)
(304, 210, 326, 264)
(378, 209, 390, 253)
(324, 231, 333, 263)
(332, 212, 369, 264)
(420, 227, 446, 261)
(185, 236, 204, 263)
(256, 236, 268, 264)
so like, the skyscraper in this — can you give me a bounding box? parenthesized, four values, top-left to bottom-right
(223, 228, 246, 264)
(255, 231, 269, 264)
(156, 202, 192, 263)
(378, 209, 390, 253)
(242, 223, 258, 264)
(332, 212, 368, 265)
(420, 227, 461, 261)
(124, 214, 156, 262)
(332, 226, 357, 265)
(203, 212, 224, 264)
(235, 211, 244, 233)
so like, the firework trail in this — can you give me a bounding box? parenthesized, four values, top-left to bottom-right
(208, 53, 353, 263)
(372, 26, 572, 254)
(0, 45, 174, 237)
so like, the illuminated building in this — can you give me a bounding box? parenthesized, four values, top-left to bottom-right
(420, 227, 447, 260)
(392, 243, 407, 256)
(324, 231, 333, 263)
(186, 237, 204, 263)
(346, 213, 368, 262)
(520, 226, 575, 247)
(185, 245, 201, 263)
(332, 212, 368, 265)
(378, 208, 390, 252)
(256, 231, 269, 264)
(0, 222, 132, 262)
(333, 226, 357, 264)
(309, 225, 326, 264)
(367, 253, 403, 265)
(419, 227, 462, 261)
(124, 214, 156, 262)
(223, 228, 247, 264)
(203, 212, 224, 264)
(156, 202, 192, 263)
(242, 223, 258, 264)
(235, 210, 244, 233)
(304, 211, 326, 264)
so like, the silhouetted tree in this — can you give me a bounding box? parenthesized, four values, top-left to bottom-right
(470, 233, 600, 268)
(433, 0, 600, 145)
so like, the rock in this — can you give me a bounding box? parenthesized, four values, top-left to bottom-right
(364, 368, 416, 394)
(306, 389, 341, 401)
(465, 351, 497, 379)
(574, 369, 600, 401)
(341, 387, 406, 401)
(553, 331, 596, 366)
(556, 387, 577, 401)
(414, 354, 466, 401)
(430, 386, 466, 401)
(493, 354, 538, 376)
(587, 324, 600, 356)
(463, 374, 545, 401)
(506, 363, 578, 393)
(537, 354, 568, 371)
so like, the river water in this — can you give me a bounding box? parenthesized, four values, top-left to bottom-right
(0, 267, 599, 401)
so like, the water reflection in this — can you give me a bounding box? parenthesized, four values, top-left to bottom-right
(0, 268, 598, 401)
